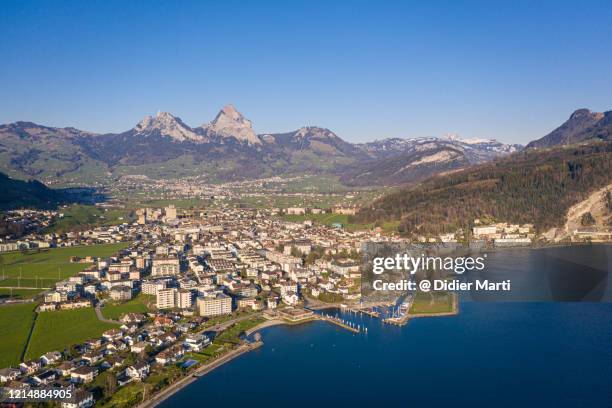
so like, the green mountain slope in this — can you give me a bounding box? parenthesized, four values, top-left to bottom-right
(0, 171, 73, 209)
(354, 142, 612, 235)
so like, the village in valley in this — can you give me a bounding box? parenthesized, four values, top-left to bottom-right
(0, 175, 610, 407)
(0, 195, 384, 407)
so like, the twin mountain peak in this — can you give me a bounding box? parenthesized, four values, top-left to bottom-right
(0, 106, 609, 186)
(132, 104, 333, 146)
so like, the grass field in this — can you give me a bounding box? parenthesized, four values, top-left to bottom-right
(0, 303, 37, 367)
(0, 288, 42, 300)
(409, 291, 455, 315)
(25, 307, 118, 360)
(46, 205, 129, 233)
(98, 382, 144, 408)
(0, 243, 129, 291)
(278, 212, 372, 231)
(101, 294, 153, 320)
(278, 212, 399, 233)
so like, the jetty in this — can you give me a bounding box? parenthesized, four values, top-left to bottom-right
(319, 315, 360, 333)
(343, 306, 380, 318)
(258, 308, 365, 334)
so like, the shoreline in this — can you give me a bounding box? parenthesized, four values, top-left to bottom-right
(139, 315, 359, 408)
(137, 341, 263, 408)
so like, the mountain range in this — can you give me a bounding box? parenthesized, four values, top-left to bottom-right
(355, 141, 612, 235)
(0, 106, 607, 187)
(0, 105, 521, 186)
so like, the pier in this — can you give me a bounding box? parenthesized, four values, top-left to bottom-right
(318, 313, 365, 334)
(343, 307, 380, 318)
(383, 315, 410, 326)
(320, 315, 360, 333)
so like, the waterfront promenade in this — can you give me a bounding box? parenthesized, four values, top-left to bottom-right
(139, 312, 366, 407)
(138, 341, 263, 408)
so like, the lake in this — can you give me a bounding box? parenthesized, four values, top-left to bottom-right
(161, 246, 612, 407)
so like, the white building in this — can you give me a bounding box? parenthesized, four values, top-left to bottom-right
(196, 293, 232, 317)
(177, 289, 193, 309)
(110, 286, 132, 301)
(286, 207, 306, 215)
(151, 257, 180, 276)
(156, 288, 177, 310)
(165, 205, 177, 221)
(473, 225, 497, 238)
(142, 280, 167, 295)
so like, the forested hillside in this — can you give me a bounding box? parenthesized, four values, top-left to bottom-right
(354, 142, 612, 235)
(0, 172, 72, 210)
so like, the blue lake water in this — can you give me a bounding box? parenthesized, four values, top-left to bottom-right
(161, 247, 612, 407)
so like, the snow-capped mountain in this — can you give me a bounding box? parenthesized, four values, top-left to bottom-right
(357, 135, 521, 160)
(341, 134, 523, 186)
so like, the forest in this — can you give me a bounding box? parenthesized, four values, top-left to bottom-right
(354, 142, 612, 236)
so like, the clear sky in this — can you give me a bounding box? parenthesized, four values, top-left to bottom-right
(1, 0, 611, 144)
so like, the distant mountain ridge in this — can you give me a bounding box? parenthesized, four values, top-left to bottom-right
(527, 109, 611, 148)
(0, 104, 526, 186)
(355, 141, 612, 235)
(341, 136, 522, 186)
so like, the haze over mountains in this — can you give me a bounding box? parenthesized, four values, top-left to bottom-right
(0, 106, 608, 187)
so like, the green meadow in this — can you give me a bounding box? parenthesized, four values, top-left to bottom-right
(101, 294, 154, 320)
(0, 243, 129, 292)
(45, 205, 129, 233)
(25, 307, 118, 360)
(0, 288, 42, 300)
(409, 291, 455, 315)
(278, 212, 399, 233)
(0, 302, 37, 367)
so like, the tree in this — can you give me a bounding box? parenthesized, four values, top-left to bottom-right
(105, 372, 117, 397)
(580, 212, 596, 226)
(290, 246, 302, 258)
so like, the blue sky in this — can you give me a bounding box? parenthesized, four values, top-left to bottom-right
(1, 0, 611, 144)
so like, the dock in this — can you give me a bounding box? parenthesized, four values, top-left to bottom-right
(383, 314, 410, 326)
(319, 315, 360, 333)
(318, 313, 363, 333)
(345, 307, 380, 318)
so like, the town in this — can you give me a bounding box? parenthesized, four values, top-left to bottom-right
(0, 202, 382, 407)
(0, 192, 609, 407)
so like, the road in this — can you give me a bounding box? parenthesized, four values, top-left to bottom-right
(0, 286, 50, 290)
(94, 303, 120, 324)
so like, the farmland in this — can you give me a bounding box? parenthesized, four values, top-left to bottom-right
(0, 243, 129, 294)
(0, 302, 37, 367)
(101, 294, 154, 320)
(25, 307, 118, 360)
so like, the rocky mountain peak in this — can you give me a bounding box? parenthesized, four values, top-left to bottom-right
(203, 104, 260, 145)
(134, 111, 203, 142)
(294, 126, 338, 140)
(569, 108, 604, 121)
(527, 108, 608, 148)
